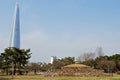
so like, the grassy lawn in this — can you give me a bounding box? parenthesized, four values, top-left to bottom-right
(0, 75, 120, 80)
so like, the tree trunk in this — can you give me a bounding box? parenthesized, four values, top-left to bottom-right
(6, 69, 9, 75)
(13, 63, 16, 75)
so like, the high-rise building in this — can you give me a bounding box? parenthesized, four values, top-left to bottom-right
(10, 2, 20, 48)
(50, 56, 57, 64)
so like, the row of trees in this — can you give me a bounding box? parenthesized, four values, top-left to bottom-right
(0, 47, 31, 75)
(52, 57, 75, 69)
(1, 46, 119, 75)
(0, 47, 75, 75)
(80, 53, 120, 73)
(25, 57, 75, 74)
(25, 53, 120, 74)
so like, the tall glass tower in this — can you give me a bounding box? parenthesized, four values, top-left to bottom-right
(11, 2, 20, 48)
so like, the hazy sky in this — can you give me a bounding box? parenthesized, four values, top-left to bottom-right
(0, 0, 120, 63)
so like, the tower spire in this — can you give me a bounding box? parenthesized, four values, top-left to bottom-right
(10, 2, 20, 48)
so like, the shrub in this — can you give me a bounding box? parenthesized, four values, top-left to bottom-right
(116, 71, 120, 75)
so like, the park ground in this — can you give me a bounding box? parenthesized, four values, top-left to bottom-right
(0, 75, 120, 80)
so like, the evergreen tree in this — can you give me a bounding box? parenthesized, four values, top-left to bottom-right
(0, 47, 31, 75)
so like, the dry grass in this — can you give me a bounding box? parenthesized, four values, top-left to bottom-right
(64, 64, 89, 68)
(0, 75, 120, 80)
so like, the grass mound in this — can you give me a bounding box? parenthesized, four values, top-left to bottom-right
(64, 64, 89, 68)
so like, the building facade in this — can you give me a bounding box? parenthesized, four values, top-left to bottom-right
(11, 2, 20, 48)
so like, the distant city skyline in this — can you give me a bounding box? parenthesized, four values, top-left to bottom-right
(0, 0, 120, 62)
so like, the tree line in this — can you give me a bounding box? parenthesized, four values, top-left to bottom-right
(1, 47, 120, 75)
(24, 54, 120, 75)
(80, 53, 120, 73)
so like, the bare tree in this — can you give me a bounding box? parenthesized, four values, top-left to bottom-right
(97, 60, 116, 73)
(83, 52, 95, 61)
(77, 52, 95, 62)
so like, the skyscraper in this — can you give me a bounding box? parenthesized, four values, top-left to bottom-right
(10, 2, 20, 48)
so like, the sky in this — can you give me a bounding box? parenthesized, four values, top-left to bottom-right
(0, 0, 120, 63)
